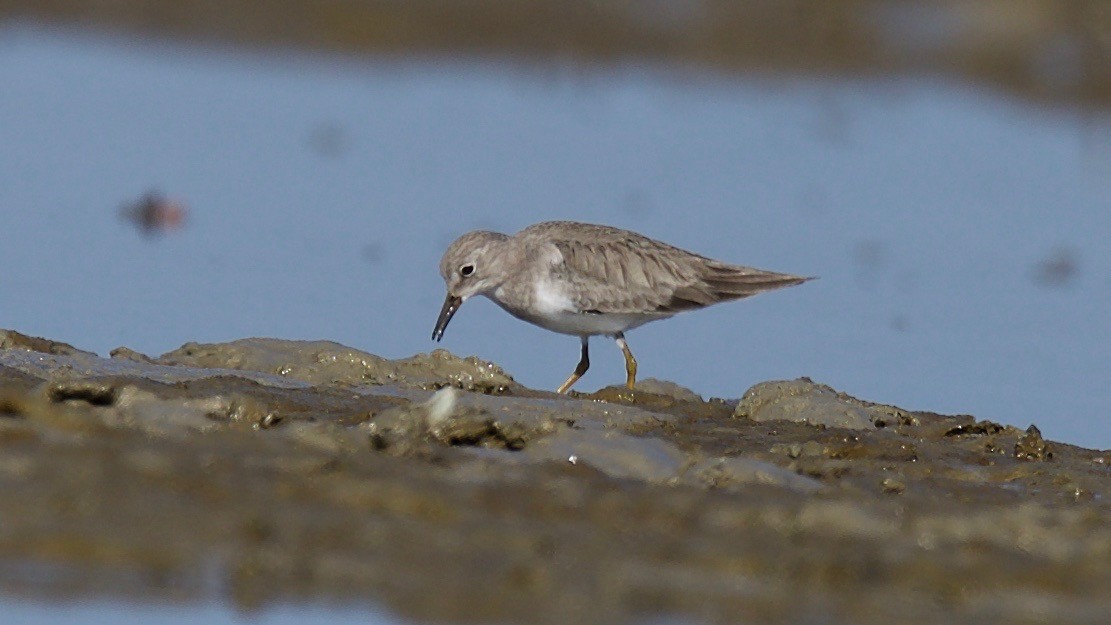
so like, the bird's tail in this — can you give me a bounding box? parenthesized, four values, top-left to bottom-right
(701, 262, 814, 300)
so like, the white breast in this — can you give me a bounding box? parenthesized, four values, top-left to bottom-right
(495, 278, 670, 336)
(531, 279, 575, 317)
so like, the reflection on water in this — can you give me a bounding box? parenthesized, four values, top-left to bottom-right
(1, 597, 405, 625)
(1029, 246, 1081, 289)
(119, 191, 188, 236)
(0, 25, 1107, 453)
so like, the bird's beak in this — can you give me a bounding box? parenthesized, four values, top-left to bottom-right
(432, 294, 463, 342)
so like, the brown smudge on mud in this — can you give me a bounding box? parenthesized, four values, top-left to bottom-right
(1, 330, 1108, 624)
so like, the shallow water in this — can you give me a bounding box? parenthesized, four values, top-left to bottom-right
(0, 597, 406, 625)
(0, 25, 1108, 448)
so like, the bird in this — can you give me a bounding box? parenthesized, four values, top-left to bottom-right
(432, 221, 811, 394)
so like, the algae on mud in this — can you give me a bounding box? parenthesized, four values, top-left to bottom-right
(0, 328, 1108, 624)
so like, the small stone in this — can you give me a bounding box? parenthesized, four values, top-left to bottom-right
(1014, 424, 1053, 461)
(881, 477, 906, 494)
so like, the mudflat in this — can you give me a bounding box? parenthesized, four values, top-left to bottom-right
(0, 329, 1107, 624)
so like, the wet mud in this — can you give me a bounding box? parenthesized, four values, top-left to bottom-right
(0, 328, 1108, 624)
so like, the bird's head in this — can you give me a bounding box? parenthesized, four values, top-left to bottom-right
(432, 230, 510, 341)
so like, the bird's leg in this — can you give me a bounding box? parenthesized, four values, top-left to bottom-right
(614, 332, 637, 390)
(556, 337, 590, 394)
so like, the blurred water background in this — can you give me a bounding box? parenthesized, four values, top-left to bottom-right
(1, 2, 1109, 621)
(1, 12, 1108, 428)
(1, 597, 405, 625)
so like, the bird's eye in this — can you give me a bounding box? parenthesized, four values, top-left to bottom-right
(459, 264, 475, 277)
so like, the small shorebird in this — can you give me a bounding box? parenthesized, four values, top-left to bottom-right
(432, 221, 811, 394)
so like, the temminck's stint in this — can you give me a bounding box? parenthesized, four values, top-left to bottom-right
(433, 221, 811, 393)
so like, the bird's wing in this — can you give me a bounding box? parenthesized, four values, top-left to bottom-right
(542, 233, 708, 314)
(521, 222, 811, 315)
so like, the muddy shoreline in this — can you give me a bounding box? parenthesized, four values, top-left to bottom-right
(0, 328, 1107, 624)
(4, 1, 1109, 109)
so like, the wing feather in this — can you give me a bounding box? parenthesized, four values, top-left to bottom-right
(517, 222, 811, 316)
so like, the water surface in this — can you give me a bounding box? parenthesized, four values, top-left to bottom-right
(0, 26, 1107, 445)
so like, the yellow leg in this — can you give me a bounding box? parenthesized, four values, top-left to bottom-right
(556, 370, 581, 395)
(615, 333, 637, 390)
(556, 338, 590, 394)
